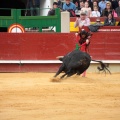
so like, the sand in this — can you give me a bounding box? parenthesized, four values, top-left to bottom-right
(0, 73, 120, 120)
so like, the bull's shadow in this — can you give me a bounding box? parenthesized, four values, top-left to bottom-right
(54, 50, 111, 79)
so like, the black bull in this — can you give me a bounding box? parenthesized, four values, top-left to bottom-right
(54, 50, 111, 79)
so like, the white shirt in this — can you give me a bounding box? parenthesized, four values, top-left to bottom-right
(91, 11, 100, 17)
(81, 7, 91, 17)
(74, 17, 90, 28)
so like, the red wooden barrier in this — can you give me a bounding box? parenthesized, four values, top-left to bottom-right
(0, 32, 120, 72)
(0, 32, 120, 60)
(89, 32, 120, 60)
(0, 33, 75, 60)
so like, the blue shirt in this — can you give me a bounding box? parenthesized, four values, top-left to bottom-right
(63, 2, 76, 11)
(98, 1, 106, 13)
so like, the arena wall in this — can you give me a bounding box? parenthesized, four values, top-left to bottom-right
(0, 32, 120, 73)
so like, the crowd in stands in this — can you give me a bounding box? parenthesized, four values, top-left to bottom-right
(48, 0, 120, 27)
(73, 0, 120, 17)
(25, 0, 120, 32)
(25, 0, 120, 26)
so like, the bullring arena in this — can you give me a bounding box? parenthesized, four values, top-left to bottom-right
(0, 1, 120, 119)
(0, 72, 120, 120)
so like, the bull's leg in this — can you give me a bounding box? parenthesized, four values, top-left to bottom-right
(60, 73, 67, 79)
(54, 64, 65, 77)
(76, 71, 81, 75)
(66, 62, 83, 76)
(60, 69, 74, 79)
(66, 69, 76, 78)
(67, 72, 76, 77)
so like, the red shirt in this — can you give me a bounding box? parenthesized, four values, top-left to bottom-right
(76, 34, 89, 53)
(80, 42, 87, 52)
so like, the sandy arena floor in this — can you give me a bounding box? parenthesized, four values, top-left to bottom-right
(0, 72, 120, 120)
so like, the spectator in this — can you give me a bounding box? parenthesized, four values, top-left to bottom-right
(79, 0, 85, 10)
(56, 0, 63, 9)
(26, 0, 40, 16)
(111, 0, 119, 10)
(26, 0, 33, 16)
(75, 0, 85, 17)
(74, 11, 90, 29)
(25, 0, 40, 30)
(91, 0, 100, 12)
(88, 18, 103, 32)
(104, 13, 116, 26)
(98, 0, 106, 13)
(93, 18, 104, 26)
(91, 6, 101, 17)
(73, 0, 80, 10)
(34, 0, 40, 16)
(63, 0, 76, 17)
(115, 0, 120, 17)
(86, 0, 93, 8)
(101, 1, 113, 17)
(80, 1, 92, 17)
(47, 2, 58, 16)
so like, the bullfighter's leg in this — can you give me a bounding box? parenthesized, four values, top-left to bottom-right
(82, 71, 86, 77)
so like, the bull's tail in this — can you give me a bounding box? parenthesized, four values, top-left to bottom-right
(91, 60, 111, 75)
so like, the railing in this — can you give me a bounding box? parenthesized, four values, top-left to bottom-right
(0, 8, 61, 32)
